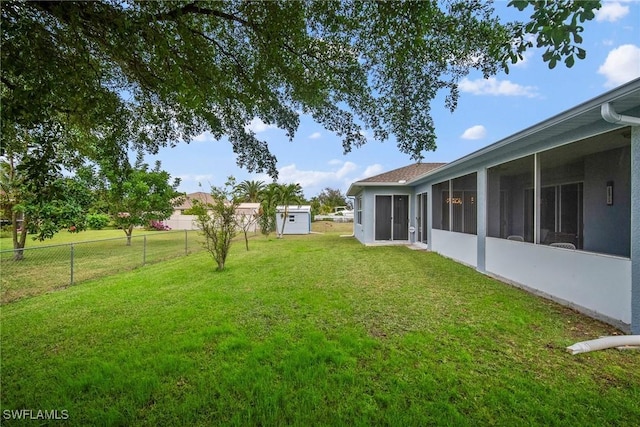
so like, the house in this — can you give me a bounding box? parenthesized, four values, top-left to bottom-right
(276, 205, 312, 235)
(164, 192, 260, 232)
(347, 78, 640, 334)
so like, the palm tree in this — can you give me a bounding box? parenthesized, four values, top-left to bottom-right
(276, 183, 303, 238)
(258, 183, 278, 237)
(235, 180, 266, 203)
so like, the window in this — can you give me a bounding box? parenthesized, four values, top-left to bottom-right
(356, 196, 363, 225)
(432, 181, 449, 230)
(432, 174, 477, 234)
(486, 128, 630, 257)
(487, 155, 534, 242)
(452, 173, 477, 235)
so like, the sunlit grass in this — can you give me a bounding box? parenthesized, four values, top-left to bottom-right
(2, 227, 638, 426)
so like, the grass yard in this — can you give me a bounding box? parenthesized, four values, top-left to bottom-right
(1, 227, 638, 426)
(0, 229, 204, 303)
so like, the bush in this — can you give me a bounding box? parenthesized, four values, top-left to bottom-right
(149, 220, 171, 231)
(86, 213, 110, 230)
(0, 225, 12, 238)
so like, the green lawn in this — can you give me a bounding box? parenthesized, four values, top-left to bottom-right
(1, 229, 638, 426)
(0, 229, 204, 303)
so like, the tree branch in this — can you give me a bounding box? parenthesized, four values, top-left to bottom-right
(153, 2, 256, 30)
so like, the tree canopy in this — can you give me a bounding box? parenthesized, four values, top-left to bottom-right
(1, 0, 600, 179)
(103, 156, 183, 245)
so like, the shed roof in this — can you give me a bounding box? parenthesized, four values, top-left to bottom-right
(276, 205, 312, 213)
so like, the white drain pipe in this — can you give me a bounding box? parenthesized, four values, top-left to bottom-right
(601, 103, 640, 125)
(566, 335, 640, 355)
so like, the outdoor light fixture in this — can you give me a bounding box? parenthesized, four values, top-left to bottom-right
(606, 181, 614, 206)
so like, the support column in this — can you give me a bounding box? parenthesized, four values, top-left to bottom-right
(476, 168, 487, 273)
(534, 153, 541, 245)
(426, 184, 433, 250)
(631, 125, 640, 334)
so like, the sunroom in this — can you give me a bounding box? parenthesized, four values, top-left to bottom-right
(348, 78, 640, 333)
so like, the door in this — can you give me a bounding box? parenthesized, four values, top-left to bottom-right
(416, 193, 428, 243)
(375, 195, 392, 240)
(375, 195, 409, 241)
(393, 195, 409, 240)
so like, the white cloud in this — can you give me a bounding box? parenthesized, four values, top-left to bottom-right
(192, 131, 214, 143)
(596, 1, 630, 22)
(361, 164, 384, 179)
(244, 117, 276, 134)
(459, 77, 539, 98)
(308, 132, 322, 139)
(271, 161, 376, 197)
(461, 125, 487, 140)
(598, 44, 640, 87)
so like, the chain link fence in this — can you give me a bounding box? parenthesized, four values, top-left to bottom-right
(0, 230, 204, 303)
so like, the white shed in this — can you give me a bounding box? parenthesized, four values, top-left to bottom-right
(275, 205, 312, 235)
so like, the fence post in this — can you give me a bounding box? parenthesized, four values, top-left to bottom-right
(70, 244, 74, 286)
(143, 235, 147, 265)
(185, 229, 188, 255)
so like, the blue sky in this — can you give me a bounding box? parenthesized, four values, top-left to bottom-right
(145, 0, 640, 200)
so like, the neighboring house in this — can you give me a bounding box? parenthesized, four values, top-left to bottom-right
(165, 192, 214, 230)
(164, 192, 260, 232)
(347, 78, 640, 334)
(276, 205, 312, 235)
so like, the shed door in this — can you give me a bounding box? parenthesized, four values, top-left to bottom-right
(375, 196, 392, 240)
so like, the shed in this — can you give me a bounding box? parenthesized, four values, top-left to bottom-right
(275, 205, 312, 235)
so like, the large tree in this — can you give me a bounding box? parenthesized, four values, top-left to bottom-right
(315, 187, 351, 214)
(0, 151, 93, 260)
(1, 1, 601, 181)
(103, 155, 183, 245)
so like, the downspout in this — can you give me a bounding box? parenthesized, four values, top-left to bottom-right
(567, 335, 640, 355)
(601, 102, 640, 334)
(601, 103, 640, 125)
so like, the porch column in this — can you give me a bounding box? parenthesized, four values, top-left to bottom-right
(426, 184, 433, 250)
(534, 153, 541, 245)
(476, 168, 487, 273)
(631, 125, 640, 334)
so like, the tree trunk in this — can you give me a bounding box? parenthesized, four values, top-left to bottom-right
(12, 212, 27, 261)
(278, 208, 288, 238)
(125, 225, 134, 246)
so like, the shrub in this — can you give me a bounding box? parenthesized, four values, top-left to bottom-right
(149, 220, 171, 231)
(0, 225, 12, 238)
(86, 213, 110, 230)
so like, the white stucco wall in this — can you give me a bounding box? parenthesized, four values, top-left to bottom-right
(431, 229, 478, 268)
(485, 237, 632, 326)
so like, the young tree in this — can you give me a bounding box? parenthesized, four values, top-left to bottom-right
(189, 179, 238, 271)
(276, 183, 304, 238)
(105, 156, 183, 245)
(236, 206, 259, 252)
(2, 1, 602, 183)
